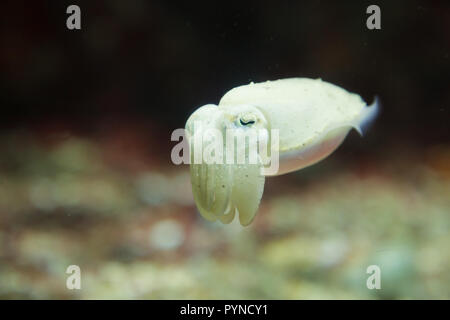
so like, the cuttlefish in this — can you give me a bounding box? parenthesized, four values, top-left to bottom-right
(185, 78, 378, 226)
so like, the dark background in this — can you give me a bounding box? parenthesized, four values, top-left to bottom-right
(1, 0, 449, 145)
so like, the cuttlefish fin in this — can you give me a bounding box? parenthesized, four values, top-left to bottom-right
(355, 96, 380, 136)
(272, 97, 379, 176)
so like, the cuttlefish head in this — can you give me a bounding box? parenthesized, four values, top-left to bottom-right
(186, 104, 269, 139)
(185, 104, 269, 226)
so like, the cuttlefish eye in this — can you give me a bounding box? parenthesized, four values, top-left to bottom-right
(185, 78, 379, 226)
(239, 116, 256, 126)
(222, 104, 269, 131)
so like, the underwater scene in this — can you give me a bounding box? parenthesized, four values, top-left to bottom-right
(0, 1, 448, 299)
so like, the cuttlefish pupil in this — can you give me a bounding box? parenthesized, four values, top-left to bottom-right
(185, 77, 379, 226)
(239, 119, 255, 126)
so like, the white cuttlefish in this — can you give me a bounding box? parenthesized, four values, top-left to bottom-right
(185, 78, 379, 226)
